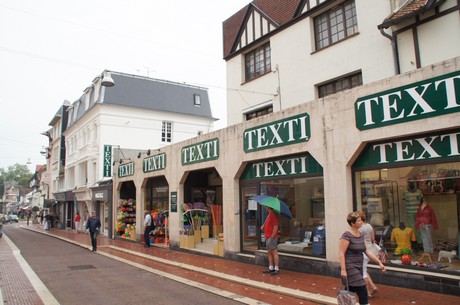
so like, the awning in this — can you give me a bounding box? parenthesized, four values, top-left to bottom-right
(378, 0, 445, 29)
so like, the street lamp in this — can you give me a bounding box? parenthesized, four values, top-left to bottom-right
(101, 71, 114, 87)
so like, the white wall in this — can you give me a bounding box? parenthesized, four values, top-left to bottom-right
(226, 0, 394, 126)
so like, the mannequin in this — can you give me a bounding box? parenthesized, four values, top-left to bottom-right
(391, 222, 416, 255)
(415, 198, 438, 254)
(403, 182, 423, 231)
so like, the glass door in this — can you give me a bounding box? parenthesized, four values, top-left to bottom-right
(241, 185, 258, 252)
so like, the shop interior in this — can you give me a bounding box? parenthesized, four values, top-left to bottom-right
(355, 162, 460, 271)
(144, 176, 169, 245)
(241, 177, 326, 257)
(180, 168, 223, 253)
(115, 180, 137, 241)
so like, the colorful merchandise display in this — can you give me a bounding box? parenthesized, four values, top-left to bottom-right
(116, 199, 136, 240)
(149, 210, 168, 244)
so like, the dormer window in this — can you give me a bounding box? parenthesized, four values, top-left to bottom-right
(193, 94, 201, 107)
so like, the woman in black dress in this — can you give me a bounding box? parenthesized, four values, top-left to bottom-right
(339, 212, 386, 305)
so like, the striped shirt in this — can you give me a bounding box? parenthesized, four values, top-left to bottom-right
(340, 231, 366, 287)
(403, 190, 423, 214)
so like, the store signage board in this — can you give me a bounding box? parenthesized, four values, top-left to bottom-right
(181, 138, 219, 165)
(118, 162, 135, 178)
(355, 70, 460, 130)
(243, 113, 310, 153)
(143, 153, 166, 173)
(103, 145, 112, 177)
(353, 129, 460, 168)
(170, 191, 177, 213)
(241, 153, 323, 180)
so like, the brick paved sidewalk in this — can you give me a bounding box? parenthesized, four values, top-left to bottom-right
(0, 233, 45, 305)
(24, 225, 460, 305)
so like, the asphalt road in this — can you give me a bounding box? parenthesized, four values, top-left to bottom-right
(3, 223, 242, 305)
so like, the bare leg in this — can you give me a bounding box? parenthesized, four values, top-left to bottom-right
(273, 249, 279, 269)
(365, 274, 378, 296)
(267, 249, 274, 268)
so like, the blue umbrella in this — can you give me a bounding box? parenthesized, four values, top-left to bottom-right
(249, 195, 293, 219)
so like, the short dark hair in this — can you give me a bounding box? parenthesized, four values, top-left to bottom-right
(357, 211, 366, 221)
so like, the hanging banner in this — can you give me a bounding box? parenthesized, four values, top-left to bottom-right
(103, 145, 112, 177)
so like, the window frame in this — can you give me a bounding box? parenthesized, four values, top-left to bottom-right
(314, 0, 358, 51)
(245, 42, 272, 82)
(244, 105, 273, 122)
(161, 121, 172, 143)
(193, 94, 201, 107)
(317, 71, 362, 98)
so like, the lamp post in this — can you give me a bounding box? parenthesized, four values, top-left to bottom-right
(101, 71, 115, 87)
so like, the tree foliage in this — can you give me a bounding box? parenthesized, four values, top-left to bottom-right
(0, 164, 33, 197)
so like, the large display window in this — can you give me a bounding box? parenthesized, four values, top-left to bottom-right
(354, 163, 460, 271)
(240, 153, 325, 257)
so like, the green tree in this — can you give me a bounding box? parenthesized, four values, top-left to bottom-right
(0, 164, 33, 197)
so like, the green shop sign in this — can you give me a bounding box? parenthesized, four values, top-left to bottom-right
(244, 113, 310, 153)
(353, 129, 460, 168)
(118, 161, 135, 178)
(355, 70, 460, 130)
(103, 145, 112, 177)
(143, 153, 166, 173)
(241, 153, 323, 180)
(181, 138, 219, 165)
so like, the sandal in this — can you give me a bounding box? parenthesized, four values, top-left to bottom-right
(370, 288, 378, 296)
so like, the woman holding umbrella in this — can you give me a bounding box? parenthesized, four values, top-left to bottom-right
(261, 206, 280, 275)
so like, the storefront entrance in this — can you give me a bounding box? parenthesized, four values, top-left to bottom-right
(181, 168, 222, 252)
(115, 180, 137, 241)
(143, 176, 169, 245)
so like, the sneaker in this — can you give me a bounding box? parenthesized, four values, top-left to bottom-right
(262, 269, 274, 274)
(271, 270, 279, 276)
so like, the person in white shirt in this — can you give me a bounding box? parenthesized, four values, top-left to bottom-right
(143, 210, 153, 248)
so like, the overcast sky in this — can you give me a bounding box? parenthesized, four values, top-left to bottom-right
(0, 0, 251, 172)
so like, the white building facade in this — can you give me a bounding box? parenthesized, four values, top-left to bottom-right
(47, 70, 217, 235)
(110, 0, 460, 295)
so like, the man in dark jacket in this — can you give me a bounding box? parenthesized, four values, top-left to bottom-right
(86, 211, 101, 252)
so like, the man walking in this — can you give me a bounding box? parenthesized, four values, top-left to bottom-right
(86, 211, 101, 252)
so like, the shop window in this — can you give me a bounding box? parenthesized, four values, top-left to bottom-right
(145, 177, 169, 211)
(354, 163, 460, 271)
(241, 177, 326, 257)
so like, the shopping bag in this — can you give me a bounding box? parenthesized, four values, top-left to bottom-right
(378, 238, 388, 263)
(337, 277, 357, 305)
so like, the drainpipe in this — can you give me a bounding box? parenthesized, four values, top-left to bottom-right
(380, 28, 400, 75)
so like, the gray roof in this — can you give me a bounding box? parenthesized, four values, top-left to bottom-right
(67, 71, 216, 127)
(104, 72, 215, 119)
